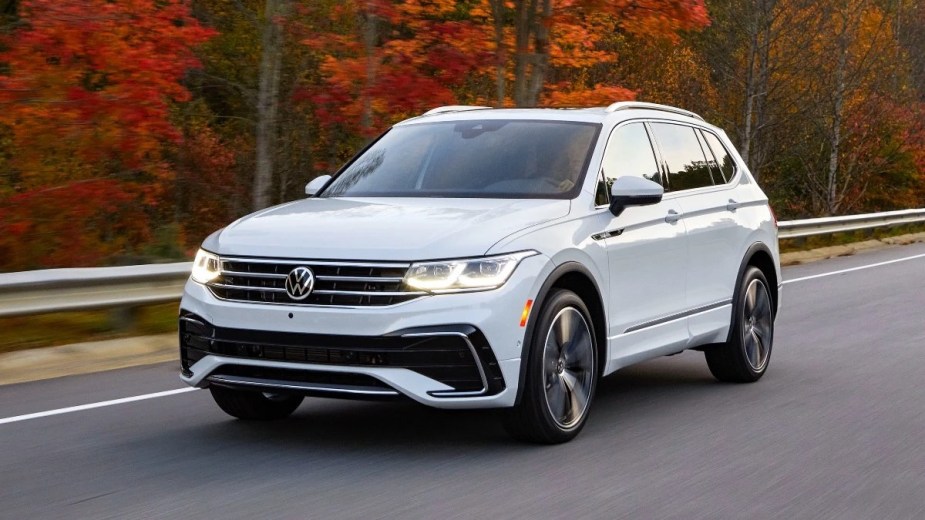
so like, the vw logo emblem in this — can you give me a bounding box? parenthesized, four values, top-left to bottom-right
(285, 266, 315, 301)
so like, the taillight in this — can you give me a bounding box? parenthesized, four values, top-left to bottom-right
(769, 205, 778, 227)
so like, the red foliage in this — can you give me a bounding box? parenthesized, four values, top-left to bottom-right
(0, 0, 214, 185)
(0, 0, 216, 270)
(300, 1, 493, 135)
(0, 180, 152, 270)
(174, 125, 245, 252)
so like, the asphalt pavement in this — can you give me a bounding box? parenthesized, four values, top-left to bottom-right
(1, 242, 924, 519)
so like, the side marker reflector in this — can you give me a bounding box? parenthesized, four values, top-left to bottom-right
(520, 299, 533, 327)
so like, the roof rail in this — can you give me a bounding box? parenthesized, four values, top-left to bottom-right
(605, 101, 704, 121)
(422, 105, 492, 116)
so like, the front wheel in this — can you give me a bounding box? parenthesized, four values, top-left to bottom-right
(705, 266, 774, 383)
(504, 289, 598, 444)
(210, 386, 303, 420)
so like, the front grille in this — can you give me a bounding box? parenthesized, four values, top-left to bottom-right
(206, 257, 424, 307)
(179, 314, 505, 395)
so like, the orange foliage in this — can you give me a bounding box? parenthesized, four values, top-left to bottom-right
(303, 0, 709, 131)
(301, 0, 493, 135)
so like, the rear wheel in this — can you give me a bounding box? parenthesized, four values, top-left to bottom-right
(504, 289, 598, 444)
(705, 266, 774, 383)
(210, 386, 303, 420)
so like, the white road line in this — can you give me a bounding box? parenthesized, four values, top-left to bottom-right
(783, 252, 925, 285)
(0, 387, 199, 426)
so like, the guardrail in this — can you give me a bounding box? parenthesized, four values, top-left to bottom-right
(777, 208, 925, 239)
(1, 208, 923, 318)
(0, 263, 191, 318)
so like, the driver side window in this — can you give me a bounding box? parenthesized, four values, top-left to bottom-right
(596, 123, 662, 206)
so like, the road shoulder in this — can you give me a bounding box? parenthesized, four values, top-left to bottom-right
(0, 333, 176, 386)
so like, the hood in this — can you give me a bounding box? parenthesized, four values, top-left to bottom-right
(206, 197, 570, 261)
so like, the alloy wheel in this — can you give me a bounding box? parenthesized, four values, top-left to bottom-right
(742, 279, 773, 371)
(542, 307, 595, 429)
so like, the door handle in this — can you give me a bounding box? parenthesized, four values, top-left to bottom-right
(726, 199, 741, 211)
(665, 209, 681, 224)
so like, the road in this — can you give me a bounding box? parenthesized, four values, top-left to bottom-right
(2, 243, 924, 519)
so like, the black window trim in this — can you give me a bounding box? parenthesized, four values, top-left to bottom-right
(644, 119, 741, 195)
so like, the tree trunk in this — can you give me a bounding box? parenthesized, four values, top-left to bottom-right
(827, 36, 848, 215)
(489, 0, 506, 106)
(525, 0, 551, 107)
(750, 1, 773, 181)
(360, 4, 379, 136)
(252, 0, 287, 211)
(512, 0, 536, 107)
(740, 27, 757, 168)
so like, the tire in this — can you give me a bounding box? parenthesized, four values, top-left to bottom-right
(705, 266, 774, 383)
(209, 385, 303, 420)
(504, 289, 598, 444)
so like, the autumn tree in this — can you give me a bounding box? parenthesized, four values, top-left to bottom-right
(0, 0, 213, 269)
(302, 0, 711, 168)
(793, 0, 906, 214)
(502, 0, 709, 107)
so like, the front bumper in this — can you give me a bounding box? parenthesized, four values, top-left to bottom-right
(178, 254, 552, 409)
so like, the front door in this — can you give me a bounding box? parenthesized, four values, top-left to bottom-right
(595, 122, 690, 373)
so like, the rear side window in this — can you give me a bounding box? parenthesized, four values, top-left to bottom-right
(649, 123, 714, 192)
(701, 131, 736, 183)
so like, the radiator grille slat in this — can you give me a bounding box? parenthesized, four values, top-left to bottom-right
(206, 257, 423, 307)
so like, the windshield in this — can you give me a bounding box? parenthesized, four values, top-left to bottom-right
(321, 120, 601, 199)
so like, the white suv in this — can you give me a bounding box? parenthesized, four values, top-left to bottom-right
(179, 102, 780, 443)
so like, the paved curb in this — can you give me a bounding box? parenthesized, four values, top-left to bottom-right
(0, 333, 177, 386)
(3, 231, 924, 386)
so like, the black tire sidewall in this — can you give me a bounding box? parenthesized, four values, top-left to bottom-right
(524, 289, 598, 439)
(733, 267, 773, 379)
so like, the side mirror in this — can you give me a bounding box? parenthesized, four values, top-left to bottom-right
(305, 175, 332, 197)
(609, 176, 663, 216)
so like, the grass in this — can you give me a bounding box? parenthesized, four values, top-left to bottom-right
(0, 303, 178, 355)
(778, 222, 925, 253)
(1, 224, 922, 356)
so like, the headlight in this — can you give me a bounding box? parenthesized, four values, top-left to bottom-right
(404, 251, 537, 293)
(191, 249, 221, 284)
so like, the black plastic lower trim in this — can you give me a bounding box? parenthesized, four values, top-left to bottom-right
(179, 312, 505, 396)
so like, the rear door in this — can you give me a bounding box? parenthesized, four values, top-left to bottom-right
(648, 122, 745, 345)
(595, 122, 690, 372)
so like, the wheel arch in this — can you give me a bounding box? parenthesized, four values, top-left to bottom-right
(727, 242, 779, 343)
(514, 262, 607, 405)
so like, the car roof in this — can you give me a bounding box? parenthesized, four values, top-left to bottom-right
(396, 102, 713, 129)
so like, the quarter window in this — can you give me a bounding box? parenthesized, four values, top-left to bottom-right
(649, 123, 714, 192)
(695, 130, 721, 185)
(701, 130, 736, 183)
